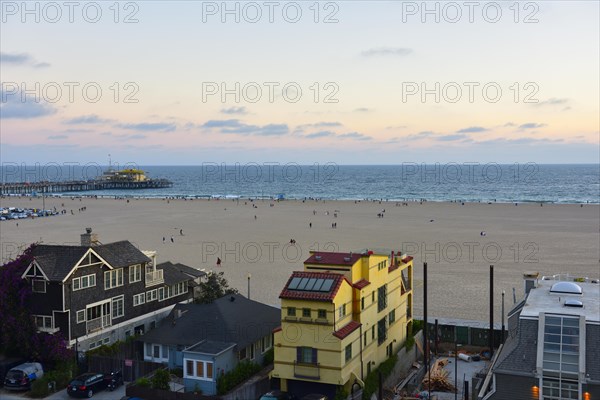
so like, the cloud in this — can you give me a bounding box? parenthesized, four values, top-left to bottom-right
(456, 126, 487, 134)
(518, 123, 546, 130)
(118, 122, 176, 132)
(305, 131, 336, 139)
(476, 137, 563, 145)
(503, 122, 516, 127)
(436, 134, 470, 142)
(354, 108, 371, 113)
(533, 98, 569, 107)
(65, 114, 112, 124)
(297, 122, 342, 129)
(0, 88, 56, 119)
(1, 52, 50, 68)
(202, 119, 289, 136)
(48, 135, 68, 140)
(386, 125, 407, 130)
(361, 47, 413, 57)
(220, 107, 248, 115)
(338, 132, 372, 141)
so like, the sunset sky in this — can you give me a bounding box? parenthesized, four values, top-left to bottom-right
(1, 1, 599, 164)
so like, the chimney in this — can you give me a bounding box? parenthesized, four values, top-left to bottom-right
(523, 271, 540, 295)
(80, 228, 98, 247)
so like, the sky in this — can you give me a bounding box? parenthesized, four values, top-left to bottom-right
(1, 0, 599, 165)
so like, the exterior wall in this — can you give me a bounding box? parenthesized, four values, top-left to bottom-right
(183, 348, 236, 395)
(28, 281, 63, 315)
(273, 253, 413, 395)
(488, 373, 538, 400)
(586, 324, 600, 382)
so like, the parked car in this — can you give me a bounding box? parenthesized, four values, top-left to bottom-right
(0, 357, 26, 387)
(67, 373, 107, 398)
(300, 394, 328, 400)
(259, 390, 296, 400)
(3, 362, 44, 391)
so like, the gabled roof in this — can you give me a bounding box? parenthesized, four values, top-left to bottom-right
(140, 294, 280, 349)
(31, 241, 150, 281)
(31, 245, 88, 281)
(353, 279, 371, 289)
(279, 271, 348, 302)
(93, 241, 150, 268)
(158, 261, 206, 279)
(184, 340, 236, 356)
(333, 320, 361, 339)
(158, 262, 194, 285)
(305, 252, 362, 266)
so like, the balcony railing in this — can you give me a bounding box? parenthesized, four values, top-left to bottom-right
(145, 269, 164, 287)
(294, 361, 320, 380)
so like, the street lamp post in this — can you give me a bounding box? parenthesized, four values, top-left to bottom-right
(501, 290, 505, 344)
(247, 273, 251, 299)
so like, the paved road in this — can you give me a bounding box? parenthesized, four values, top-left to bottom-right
(0, 384, 126, 399)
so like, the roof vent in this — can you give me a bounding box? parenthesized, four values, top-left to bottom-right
(315, 255, 322, 261)
(564, 299, 583, 308)
(550, 282, 583, 295)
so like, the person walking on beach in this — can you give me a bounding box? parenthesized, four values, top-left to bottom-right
(170, 236, 174, 243)
(163, 236, 165, 244)
(216, 257, 222, 267)
(309, 222, 312, 228)
(180, 229, 183, 236)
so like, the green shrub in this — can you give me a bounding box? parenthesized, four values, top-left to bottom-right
(170, 367, 183, 378)
(86, 340, 123, 358)
(404, 335, 415, 351)
(362, 355, 397, 400)
(29, 360, 78, 398)
(334, 386, 349, 400)
(262, 348, 274, 367)
(216, 360, 261, 394)
(136, 377, 151, 387)
(151, 368, 171, 390)
(412, 320, 424, 333)
(30, 377, 50, 398)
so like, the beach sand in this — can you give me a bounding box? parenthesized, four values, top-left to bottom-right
(1, 196, 598, 321)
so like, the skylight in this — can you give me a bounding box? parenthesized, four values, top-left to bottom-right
(550, 282, 583, 295)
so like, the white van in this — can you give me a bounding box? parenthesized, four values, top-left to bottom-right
(4, 362, 44, 391)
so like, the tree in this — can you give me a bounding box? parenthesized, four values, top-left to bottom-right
(151, 368, 171, 390)
(195, 271, 238, 304)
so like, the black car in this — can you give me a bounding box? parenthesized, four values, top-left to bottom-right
(259, 390, 296, 400)
(67, 373, 107, 398)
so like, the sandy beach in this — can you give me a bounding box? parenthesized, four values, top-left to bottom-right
(1, 196, 598, 321)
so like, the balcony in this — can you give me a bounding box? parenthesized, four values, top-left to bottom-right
(294, 361, 320, 380)
(86, 315, 111, 334)
(145, 269, 164, 287)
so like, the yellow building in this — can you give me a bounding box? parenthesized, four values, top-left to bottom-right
(271, 250, 414, 397)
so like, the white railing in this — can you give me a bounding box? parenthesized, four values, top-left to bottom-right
(146, 269, 164, 286)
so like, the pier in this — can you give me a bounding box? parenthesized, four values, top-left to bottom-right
(1, 179, 173, 195)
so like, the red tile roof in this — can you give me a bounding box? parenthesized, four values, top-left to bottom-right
(388, 263, 399, 273)
(333, 320, 361, 339)
(305, 252, 363, 266)
(273, 326, 282, 333)
(279, 271, 347, 302)
(402, 255, 413, 263)
(353, 279, 371, 289)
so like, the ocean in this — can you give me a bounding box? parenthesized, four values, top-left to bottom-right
(1, 164, 599, 204)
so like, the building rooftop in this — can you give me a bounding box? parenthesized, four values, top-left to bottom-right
(520, 279, 600, 322)
(304, 252, 362, 266)
(184, 340, 236, 356)
(279, 271, 348, 302)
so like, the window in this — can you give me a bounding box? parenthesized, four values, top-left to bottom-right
(239, 348, 247, 360)
(287, 307, 296, 317)
(76, 310, 86, 323)
(186, 360, 194, 376)
(318, 309, 327, 319)
(372, 326, 375, 340)
(386, 343, 393, 357)
(361, 297, 365, 310)
(146, 289, 158, 302)
(345, 344, 352, 363)
(297, 347, 317, 364)
(338, 303, 346, 318)
(364, 332, 367, 347)
(153, 345, 160, 358)
(542, 377, 578, 399)
(112, 296, 124, 318)
(73, 274, 96, 291)
(158, 287, 165, 301)
(389, 309, 396, 324)
(250, 344, 255, 360)
(196, 361, 204, 378)
(206, 362, 213, 379)
(34, 315, 52, 329)
(32, 279, 46, 293)
(261, 335, 272, 352)
(129, 264, 142, 283)
(302, 308, 311, 318)
(378, 285, 388, 312)
(372, 291, 375, 302)
(103, 337, 110, 344)
(104, 269, 123, 289)
(378, 260, 387, 271)
(542, 315, 580, 382)
(378, 317, 388, 345)
(133, 293, 145, 307)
